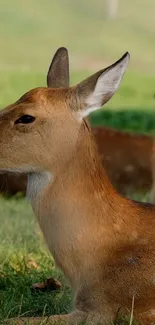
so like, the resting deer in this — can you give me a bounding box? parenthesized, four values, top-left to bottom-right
(2, 48, 155, 325)
(93, 126, 153, 196)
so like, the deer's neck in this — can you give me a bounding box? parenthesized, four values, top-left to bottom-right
(28, 124, 116, 212)
(27, 124, 119, 285)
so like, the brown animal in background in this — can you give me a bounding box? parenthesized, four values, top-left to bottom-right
(93, 126, 153, 195)
(2, 48, 155, 325)
(0, 173, 27, 195)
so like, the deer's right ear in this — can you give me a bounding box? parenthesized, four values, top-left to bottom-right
(47, 47, 69, 88)
(74, 52, 130, 120)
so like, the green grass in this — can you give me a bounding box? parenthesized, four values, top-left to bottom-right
(89, 109, 155, 134)
(0, 197, 72, 323)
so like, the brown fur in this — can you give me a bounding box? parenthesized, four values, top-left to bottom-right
(2, 49, 155, 324)
(149, 146, 155, 203)
(93, 126, 153, 195)
(0, 126, 153, 197)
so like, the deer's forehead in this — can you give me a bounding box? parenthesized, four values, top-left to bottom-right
(0, 87, 72, 122)
(0, 92, 71, 122)
(17, 87, 50, 104)
(17, 87, 69, 104)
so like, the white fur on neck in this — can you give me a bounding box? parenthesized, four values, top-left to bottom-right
(27, 171, 53, 200)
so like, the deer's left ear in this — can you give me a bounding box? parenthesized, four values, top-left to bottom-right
(47, 47, 69, 88)
(74, 52, 130, 120)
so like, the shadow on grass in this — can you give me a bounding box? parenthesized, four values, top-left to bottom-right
(0, 260, 72, 324)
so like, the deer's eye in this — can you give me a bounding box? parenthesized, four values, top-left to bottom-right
(15, 115, 35, 125)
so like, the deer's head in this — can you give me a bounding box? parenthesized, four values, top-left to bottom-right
(0, 48, 129, 175)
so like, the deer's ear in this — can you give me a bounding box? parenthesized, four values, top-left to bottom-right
(75, 52, 130, 120)
(47, 47, 69, 88)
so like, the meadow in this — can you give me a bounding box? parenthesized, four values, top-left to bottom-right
(0, 0, 155, 323)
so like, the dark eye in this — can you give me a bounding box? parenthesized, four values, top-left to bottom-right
(15, 115, 35, 124)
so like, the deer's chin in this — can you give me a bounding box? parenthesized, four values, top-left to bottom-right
(0, 166, 37, 174)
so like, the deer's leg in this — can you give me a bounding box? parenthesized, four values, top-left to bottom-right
(6, 310, 112, 325)
(6, 311, 88, 325)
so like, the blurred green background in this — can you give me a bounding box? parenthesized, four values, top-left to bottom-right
(1, 0, 155, 132)
(0, 0, 155, 113)
(0, 1, 155, 323)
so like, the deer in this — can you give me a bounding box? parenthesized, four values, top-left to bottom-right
(2, 47, 155, 325)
